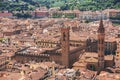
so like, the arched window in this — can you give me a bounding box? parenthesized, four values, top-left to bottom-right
(63, 32, 66, 41)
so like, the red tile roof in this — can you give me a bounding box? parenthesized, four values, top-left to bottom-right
(31, 11, 48, 17)
(0, 12, 13, 17)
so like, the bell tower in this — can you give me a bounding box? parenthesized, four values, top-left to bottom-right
(60, 26, 70, 67)
(97, 19, 105, 71)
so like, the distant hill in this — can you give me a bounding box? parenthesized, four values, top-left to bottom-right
(35, 0, 120, 11)
(0, 0, 120, 11)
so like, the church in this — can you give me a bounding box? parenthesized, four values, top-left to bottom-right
(73, 19, 114, 71)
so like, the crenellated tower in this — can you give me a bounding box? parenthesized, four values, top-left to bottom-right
(97, 19, 105, 71)
(60, 26, 70, 67)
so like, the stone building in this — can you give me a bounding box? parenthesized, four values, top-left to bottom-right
(0, 56, 9, 70)
(86, 37, 117, 55)
(13, 26, 85, 68)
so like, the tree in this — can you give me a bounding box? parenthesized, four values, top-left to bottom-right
(14, 13, 32, 18)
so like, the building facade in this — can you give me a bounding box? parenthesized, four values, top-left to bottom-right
(13, 26, 85, 68)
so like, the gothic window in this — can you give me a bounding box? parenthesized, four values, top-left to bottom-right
(101, 39, 104, 44)
(98, 39, 100, 44)
(63, 32, 66, 41)
(99, 47, 100, 51)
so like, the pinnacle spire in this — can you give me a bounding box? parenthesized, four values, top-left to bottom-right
(99, 18, 104, 28)
(98, 18, 105, 33)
